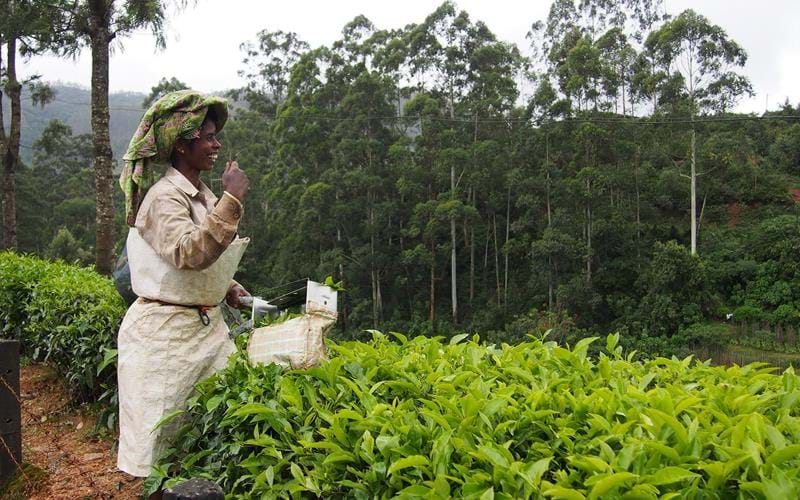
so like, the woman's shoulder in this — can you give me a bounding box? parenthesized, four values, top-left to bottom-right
(141, 176, 187, 206)
(135, 174, 192, 225)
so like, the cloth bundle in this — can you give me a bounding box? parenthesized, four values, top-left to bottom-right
(247, 308, 337, 369)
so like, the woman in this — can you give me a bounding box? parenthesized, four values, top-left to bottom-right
(116, 90, 250, 477)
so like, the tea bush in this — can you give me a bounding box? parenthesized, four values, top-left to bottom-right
(150, 333, 800, 498)
(0, 252, 50, 338)
(0, 251, 124, 405)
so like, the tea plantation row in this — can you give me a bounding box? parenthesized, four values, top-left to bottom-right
(1, 253, 798, 498)
(150, 333, 800, 498)
(0, 252, 122, 415)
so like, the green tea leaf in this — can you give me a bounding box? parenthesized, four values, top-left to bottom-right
(205, 395, 223, 412)
(388, 455, 430, 475)
(765, 444, 800, 471)
(543, 486, 587, 500)
(475, 444, 510, 469)
(151, 409, 184, 432)
(645, 466, 699, 486)
(96, 348, 117, 375)
(587, 472, 638, 500)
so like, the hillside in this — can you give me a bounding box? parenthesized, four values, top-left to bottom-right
(2, 83, 145, 164)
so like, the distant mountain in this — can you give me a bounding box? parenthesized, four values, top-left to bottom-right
(2, 83, 146, 165)
(3, 83, 245, 168)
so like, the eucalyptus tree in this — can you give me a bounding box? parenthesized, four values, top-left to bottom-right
(595, 27, 636, 114)
(250, 47, 334, 289)
(227, 32, 316, 295)
(403, 2, 524, 322)
(0, 0, 54, 249)
(321, 17, 400, 327)
(530, 0, 632, 114)
(403, 2, 471, 324)
(646, 9, 752, 254)
(17, 119, 94, 254)
(463, 26, 523, 312)
(141, 76, 188, 108)
(238, 30, 309, 116)
(39, 0, 187, 274)
(331, 72, 397, 327)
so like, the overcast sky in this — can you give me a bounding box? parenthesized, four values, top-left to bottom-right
(18, 0, 800, 113)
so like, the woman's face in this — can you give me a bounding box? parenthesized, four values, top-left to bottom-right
(181, 119, 222, 172)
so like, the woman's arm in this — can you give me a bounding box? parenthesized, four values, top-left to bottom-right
(140, 190, 243, 270)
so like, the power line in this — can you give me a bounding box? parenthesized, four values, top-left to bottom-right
(11, 99, 799, 157)
(22, 95, 800, 125)
(252, 113, 800, 125)
(50, 97, 144, 112)
(556, 115, 800, 125)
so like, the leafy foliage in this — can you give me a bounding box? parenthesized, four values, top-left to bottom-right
(9, 2, 800, 359)
(150, 333, 800, 498)
(0, 252, 124, 407)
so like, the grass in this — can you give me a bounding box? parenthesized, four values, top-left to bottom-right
(725, 344, 800, 370)
(0, 463, 49, 500)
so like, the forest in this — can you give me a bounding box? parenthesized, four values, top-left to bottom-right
(4, 0, 800, 360)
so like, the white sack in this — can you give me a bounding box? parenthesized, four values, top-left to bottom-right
(127, 227, 249, 305)
(247, 310, 337, 369)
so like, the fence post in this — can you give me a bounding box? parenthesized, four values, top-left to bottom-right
(0, 340, 21, 486)
(163, 478, 224, 500)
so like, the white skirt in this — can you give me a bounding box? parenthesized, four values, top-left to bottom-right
(116, 300, 235, 477)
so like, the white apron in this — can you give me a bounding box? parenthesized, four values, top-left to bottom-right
(117, 229, 248, 477)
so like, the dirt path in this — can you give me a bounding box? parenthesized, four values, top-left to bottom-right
(6, 364, 142, 499)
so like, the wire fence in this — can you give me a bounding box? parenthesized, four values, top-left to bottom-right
(693, 345, 799, 371)
(0, 358, 106, 496)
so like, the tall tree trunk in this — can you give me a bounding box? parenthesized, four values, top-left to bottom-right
(469, 189, 475, 307)
(462, 191, 470, 315)
(493, 213, 501, 305)
(690, 117, 697, 255)
(335, 190, 347, 330)
(634, 146, 642, 264)
(450, 162, 457, 324)
(429, 241, 435, 322)
(370, 266, 379, 327)
(698, 191, 708, 234)
(621, 69, 626, 116)
(545, 133, 553, 310)
(503, 184, 510, 314)
(336, 226, 347, 331)
(376, 271, 383, 323)
(548, 255, 554, 311)
(469, 115, 479, 311)
(3, 39, 21, 250)
(483, 220, 490, 292)
(0, 48, 5, 231)
(368, 191, 383, 327)
(89, 17, 115, 274)
(586, 178, 592, 284)
(369, 199, 378, 328)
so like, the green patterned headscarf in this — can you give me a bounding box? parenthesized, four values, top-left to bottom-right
(120, 90, 228, 226)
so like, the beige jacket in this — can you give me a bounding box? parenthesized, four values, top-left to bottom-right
(134, 166, 243, 270)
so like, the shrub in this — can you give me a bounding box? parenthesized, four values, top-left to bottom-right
(0, 252, 51, 339)
(673, 323, 728, 353)
(46, 226, 92, 265)
(733, 305, 764, 324)
(0, 252, 124, 407)
(773, 304, 800, 325)
(149, 333, 800, 498)
(635, 241, 711, 336)
(738, 330, 785, 353)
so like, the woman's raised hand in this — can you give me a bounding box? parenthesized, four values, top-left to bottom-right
(222, 160, 250, 201)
